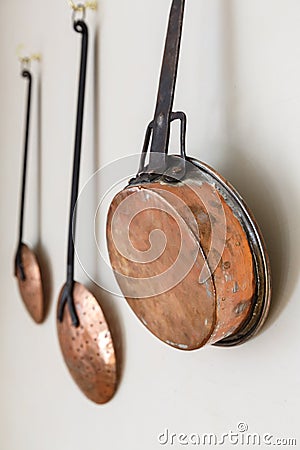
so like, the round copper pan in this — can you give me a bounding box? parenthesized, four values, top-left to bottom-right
(57, 282, 117, 404)
(107, 0, 270, 350)
(15, 243, 44, 324)
(106, 159, 271, 350)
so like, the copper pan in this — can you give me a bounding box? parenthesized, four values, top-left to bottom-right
(106, 0, 271, 350)
(57, 17, 117, 404)
(14, 69, 45, 324)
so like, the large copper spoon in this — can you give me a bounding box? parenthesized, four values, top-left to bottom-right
(56, 14, 117, 404)
(14, 67, 45, 324)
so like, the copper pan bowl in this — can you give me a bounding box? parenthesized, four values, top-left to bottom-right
(106, 156, 271, 350)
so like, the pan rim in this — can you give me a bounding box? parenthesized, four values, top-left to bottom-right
(186, 157, 271, 347)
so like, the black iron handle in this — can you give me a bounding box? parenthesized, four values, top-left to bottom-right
(148, 0, 186, 172)
(15, 70, 32, 281)
(58, 19, 89, 326)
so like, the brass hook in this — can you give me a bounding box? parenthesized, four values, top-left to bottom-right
(68, 0, 97, 11)
(68, 0, 97, 22)
(17, 45, 41, 70)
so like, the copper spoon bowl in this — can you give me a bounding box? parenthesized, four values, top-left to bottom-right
(57, 283, 117, 404)
(15, 244, 44, 324)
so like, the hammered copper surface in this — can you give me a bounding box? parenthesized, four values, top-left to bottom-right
(16, 244, 44, 324)
(57, 282, 117, 404)
(107, 176, 256, 350)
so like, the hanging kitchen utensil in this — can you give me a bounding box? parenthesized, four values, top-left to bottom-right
(106, 0, 271, 350)
(14, 56, 45, 324)
(57, 4, 117, 404)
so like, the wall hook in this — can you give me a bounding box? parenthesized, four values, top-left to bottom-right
(16, 45, 41, 71)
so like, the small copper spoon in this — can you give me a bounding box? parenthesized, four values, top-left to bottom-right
(14, 67, 45, 324)
(57, 13, 117, 404)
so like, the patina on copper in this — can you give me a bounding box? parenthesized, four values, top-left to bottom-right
(57, 283, 117, 404)
(106, 0, 271, 350)
(15, 244, 44, 324)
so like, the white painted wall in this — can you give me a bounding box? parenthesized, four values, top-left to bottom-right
(0, 1, 299, 449)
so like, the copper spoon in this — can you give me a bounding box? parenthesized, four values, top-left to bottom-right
(14, 68, 45, 324)
(56, 16, 117, 404)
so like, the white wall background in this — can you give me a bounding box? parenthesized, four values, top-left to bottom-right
(0, 1, 300, 449)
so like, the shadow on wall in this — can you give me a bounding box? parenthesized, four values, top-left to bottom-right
(194, 1, 299, 333)
(221, 154, 297, 333)
(89, 27, 124, 384)
(220, 1, 300, 331)
(36, 71, 53, 319)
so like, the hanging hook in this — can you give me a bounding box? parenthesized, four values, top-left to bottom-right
(68, 0, 97, 22)
(16, 45, 41, 73)
(72, 3, 86, 23)
(68, 0, 97, 10)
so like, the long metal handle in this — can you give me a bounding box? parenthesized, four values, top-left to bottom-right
(58, 19, 88, 326)
(15, 70, 32, 280)
(148, 0, 185, 170)
(18, 70, 32, 245)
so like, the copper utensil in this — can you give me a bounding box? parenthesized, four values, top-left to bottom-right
(14, 68, 45, 324)
(57, 15, 117, 404)
(107, 0, 271, 350)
